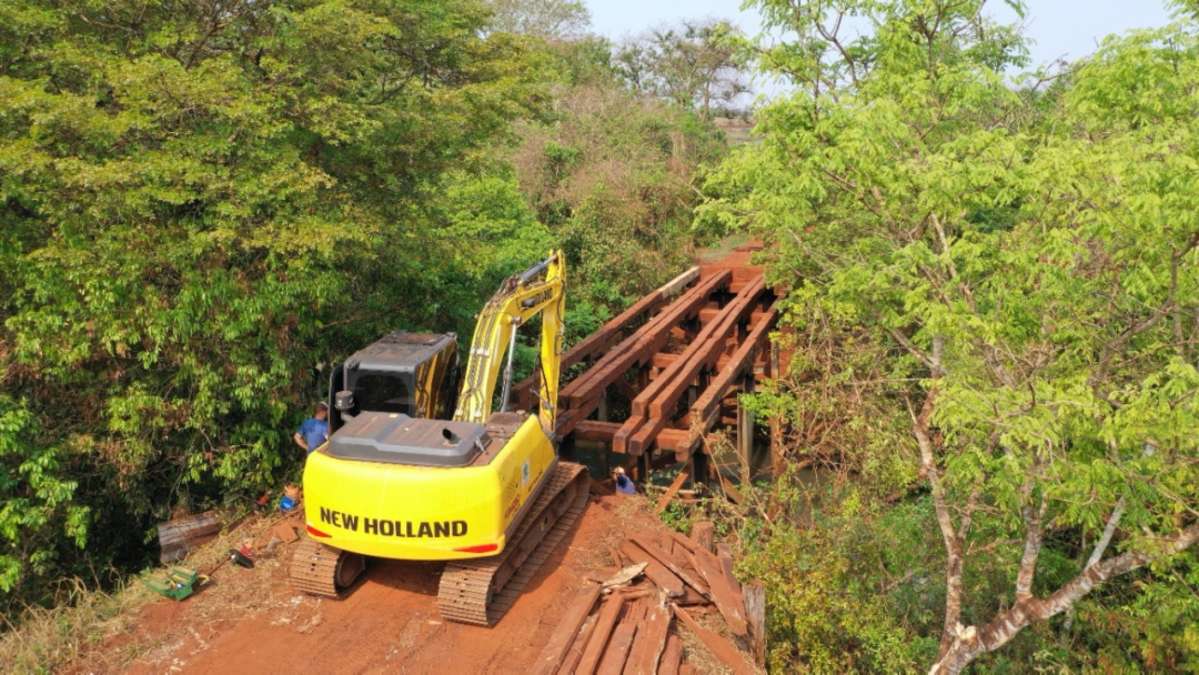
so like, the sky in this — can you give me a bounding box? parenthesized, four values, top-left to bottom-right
(585, 0, 1179, 95)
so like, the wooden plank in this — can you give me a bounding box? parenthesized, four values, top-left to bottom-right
(564, 271, 731, 408)
(654, 470, 690, 514)
(597, 601, 646, 675)
(533, 585, 603, 675)
(657, 633, 683, 675)
(690, 521, 715, 554)
(676, 586, 709, 606)
(667, 530, 698, 555)
(514, 267, 700, 409)
(576, 595, 627, 675)
(672, 605, 755, 675)
(630, 536, 709, 598)
(574, 419, 622, 442)
(559, 612, 599, 675)
(717, 543, 737, 580)
(687, 307, 778, 449)
(743, 581, 767, 667)
(689, 547, 748, 637)
(624, 602, 672, 675)
(619, 541, 684, 597)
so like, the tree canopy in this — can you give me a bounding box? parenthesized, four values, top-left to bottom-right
(701, 0, 1199, 671)
(0, 0, 729, 617)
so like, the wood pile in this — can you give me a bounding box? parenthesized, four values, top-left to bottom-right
(532, 522, 764, 675)
(157, 510, 222, 564)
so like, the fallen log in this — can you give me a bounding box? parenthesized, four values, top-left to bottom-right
(157, 511, 221, 564)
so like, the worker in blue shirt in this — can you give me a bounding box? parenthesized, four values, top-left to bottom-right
(294, 402, 329, 456)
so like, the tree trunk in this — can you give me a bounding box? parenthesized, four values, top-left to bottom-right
(929, 522, 1199, 674)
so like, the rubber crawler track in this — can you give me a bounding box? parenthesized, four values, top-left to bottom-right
(436, 462, 589, 625)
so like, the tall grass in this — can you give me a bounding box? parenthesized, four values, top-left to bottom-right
(0, 574, 153, 674)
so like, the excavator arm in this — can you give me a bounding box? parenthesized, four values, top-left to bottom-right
(453, 251, 565, 435)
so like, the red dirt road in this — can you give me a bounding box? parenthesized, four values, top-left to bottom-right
(75, 495, 668, 674)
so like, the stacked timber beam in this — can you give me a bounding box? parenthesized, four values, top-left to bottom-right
(513, 267, 701, 413)
(546, 256, 777, 469)
(531, 522, 763, 675)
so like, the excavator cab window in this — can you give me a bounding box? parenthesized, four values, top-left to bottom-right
(353, 372, 414, 414)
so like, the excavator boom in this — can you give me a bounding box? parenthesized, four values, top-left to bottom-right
(453, 251, 565, 435)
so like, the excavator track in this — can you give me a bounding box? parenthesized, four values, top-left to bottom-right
(437, 461, 589, 625)
(289, 538, 367, 598)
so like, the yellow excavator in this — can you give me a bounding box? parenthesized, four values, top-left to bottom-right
(289, 251, 589, 625)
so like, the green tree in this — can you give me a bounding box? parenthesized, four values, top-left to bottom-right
(0, 0, 547, 613)
(701, 0, 1199, 671)
(487, 0, 591, 40)
(616, 20, 750, 119)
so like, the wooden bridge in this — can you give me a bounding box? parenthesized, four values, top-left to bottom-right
(515, 245, 781, 483)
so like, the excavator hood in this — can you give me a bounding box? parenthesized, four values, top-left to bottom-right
(326, 413, 487, 467)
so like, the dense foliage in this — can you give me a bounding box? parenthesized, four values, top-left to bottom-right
(0, 0, 727, 617)
(702, 0, 1199, 671)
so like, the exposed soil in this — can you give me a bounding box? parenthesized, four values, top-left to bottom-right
(69, 495, 683, 675)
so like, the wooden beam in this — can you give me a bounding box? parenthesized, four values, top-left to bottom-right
(573, 419, 622, 442)
(685, 307, 778, 451)
(562, 271, 731, 410)
(688, 547, 748, 637)
(672, 606, 755, 675)
(657, 633, 683, 675)
(624, 602, 672, 675)
(597, 601, 645, 675)
(630, 536, 709, 598)
(616, 276, 768, 455)
(654, 470, 690, 515)
(651, 352, 680, 369)
(577, 595, 627, 675)
(531, 585, 602, 675)
(619, 541, 685, 597)
(514, 267, 700, 409)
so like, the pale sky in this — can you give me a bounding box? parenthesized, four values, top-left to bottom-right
(586, 0, 1179, 93)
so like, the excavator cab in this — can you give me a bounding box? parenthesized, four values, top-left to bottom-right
(327, 331, 459, 432)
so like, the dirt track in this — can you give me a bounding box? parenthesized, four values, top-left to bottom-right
(73, 495, 678, 674)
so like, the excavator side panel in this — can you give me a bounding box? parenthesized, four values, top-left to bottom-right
(301, 415, 554, 561)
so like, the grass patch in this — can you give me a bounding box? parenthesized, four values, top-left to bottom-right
(0, 574, 155, 674)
